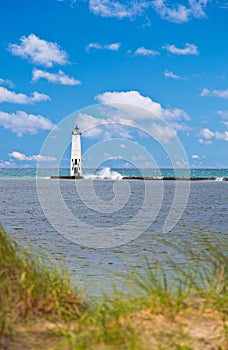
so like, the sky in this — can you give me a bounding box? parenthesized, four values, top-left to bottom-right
(0, 0, 227, 169)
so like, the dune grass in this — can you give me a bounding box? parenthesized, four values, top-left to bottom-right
(0, 224, 227, 350)
(0, 225, 86, 336)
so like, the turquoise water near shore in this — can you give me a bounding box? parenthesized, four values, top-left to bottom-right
(0, 168, 228, 179)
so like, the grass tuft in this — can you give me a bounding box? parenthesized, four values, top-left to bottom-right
(0, 224, 86, 338)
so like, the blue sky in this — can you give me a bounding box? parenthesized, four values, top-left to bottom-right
(0, 0, 227, 169)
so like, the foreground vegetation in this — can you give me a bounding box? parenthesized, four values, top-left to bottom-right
(0, 225, 227, 350)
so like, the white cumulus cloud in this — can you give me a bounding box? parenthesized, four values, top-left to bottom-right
(215, 131, 228, 141)
(152, 0, 209, 23)
(96, 90, 163, 117)
(150, 124, 176, 144)
(96, 90, 189, 121)
(164, 70, 186, 80)
(199, 128, 214, 139)
(200, 88, 228, 99)
(0, 78, 14, 88)
(89, 0, 148, 19)
(191, 154, 200, 159)
(76, 90, 189, 143)
(199, 128, 228, 143)
(32, 69, 81, 85)
(88, 0, 210, 22)
(162, 108, 190, 121)
(76, 112, 132, 139)
(0, 110, 55, 136)
(86, 42, 121, 52)
(134, 47, 159, 56)
(163, 43, 199, 55)
(9, 34, 68, 67)
(9, 151, 56, 161)
(0, 86, 50, 104)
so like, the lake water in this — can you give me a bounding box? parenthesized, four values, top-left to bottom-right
(0, 168, 227, 296)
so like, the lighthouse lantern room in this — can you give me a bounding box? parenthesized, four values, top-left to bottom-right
(70, 126, 82, 176)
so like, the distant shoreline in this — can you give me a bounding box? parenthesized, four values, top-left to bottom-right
(1, 167, 228, 181)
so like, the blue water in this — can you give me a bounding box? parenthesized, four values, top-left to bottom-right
(0, 168, 227, 296)
(0, 167, 228, 179)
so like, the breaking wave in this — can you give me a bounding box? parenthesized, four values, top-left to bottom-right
(215, 177, 224, 181)
(84, 167, 123, 180)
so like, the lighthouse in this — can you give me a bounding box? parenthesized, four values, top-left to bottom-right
(70, 126, 82, 176)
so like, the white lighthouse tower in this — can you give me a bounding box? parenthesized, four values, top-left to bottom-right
(70, 126, 82, 177)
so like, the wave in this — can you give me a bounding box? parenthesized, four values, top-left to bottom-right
(215, 177, 224, 181)
(84, 167, 123, 180)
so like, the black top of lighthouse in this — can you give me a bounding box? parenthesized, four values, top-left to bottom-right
(72, 126, 82, 135)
